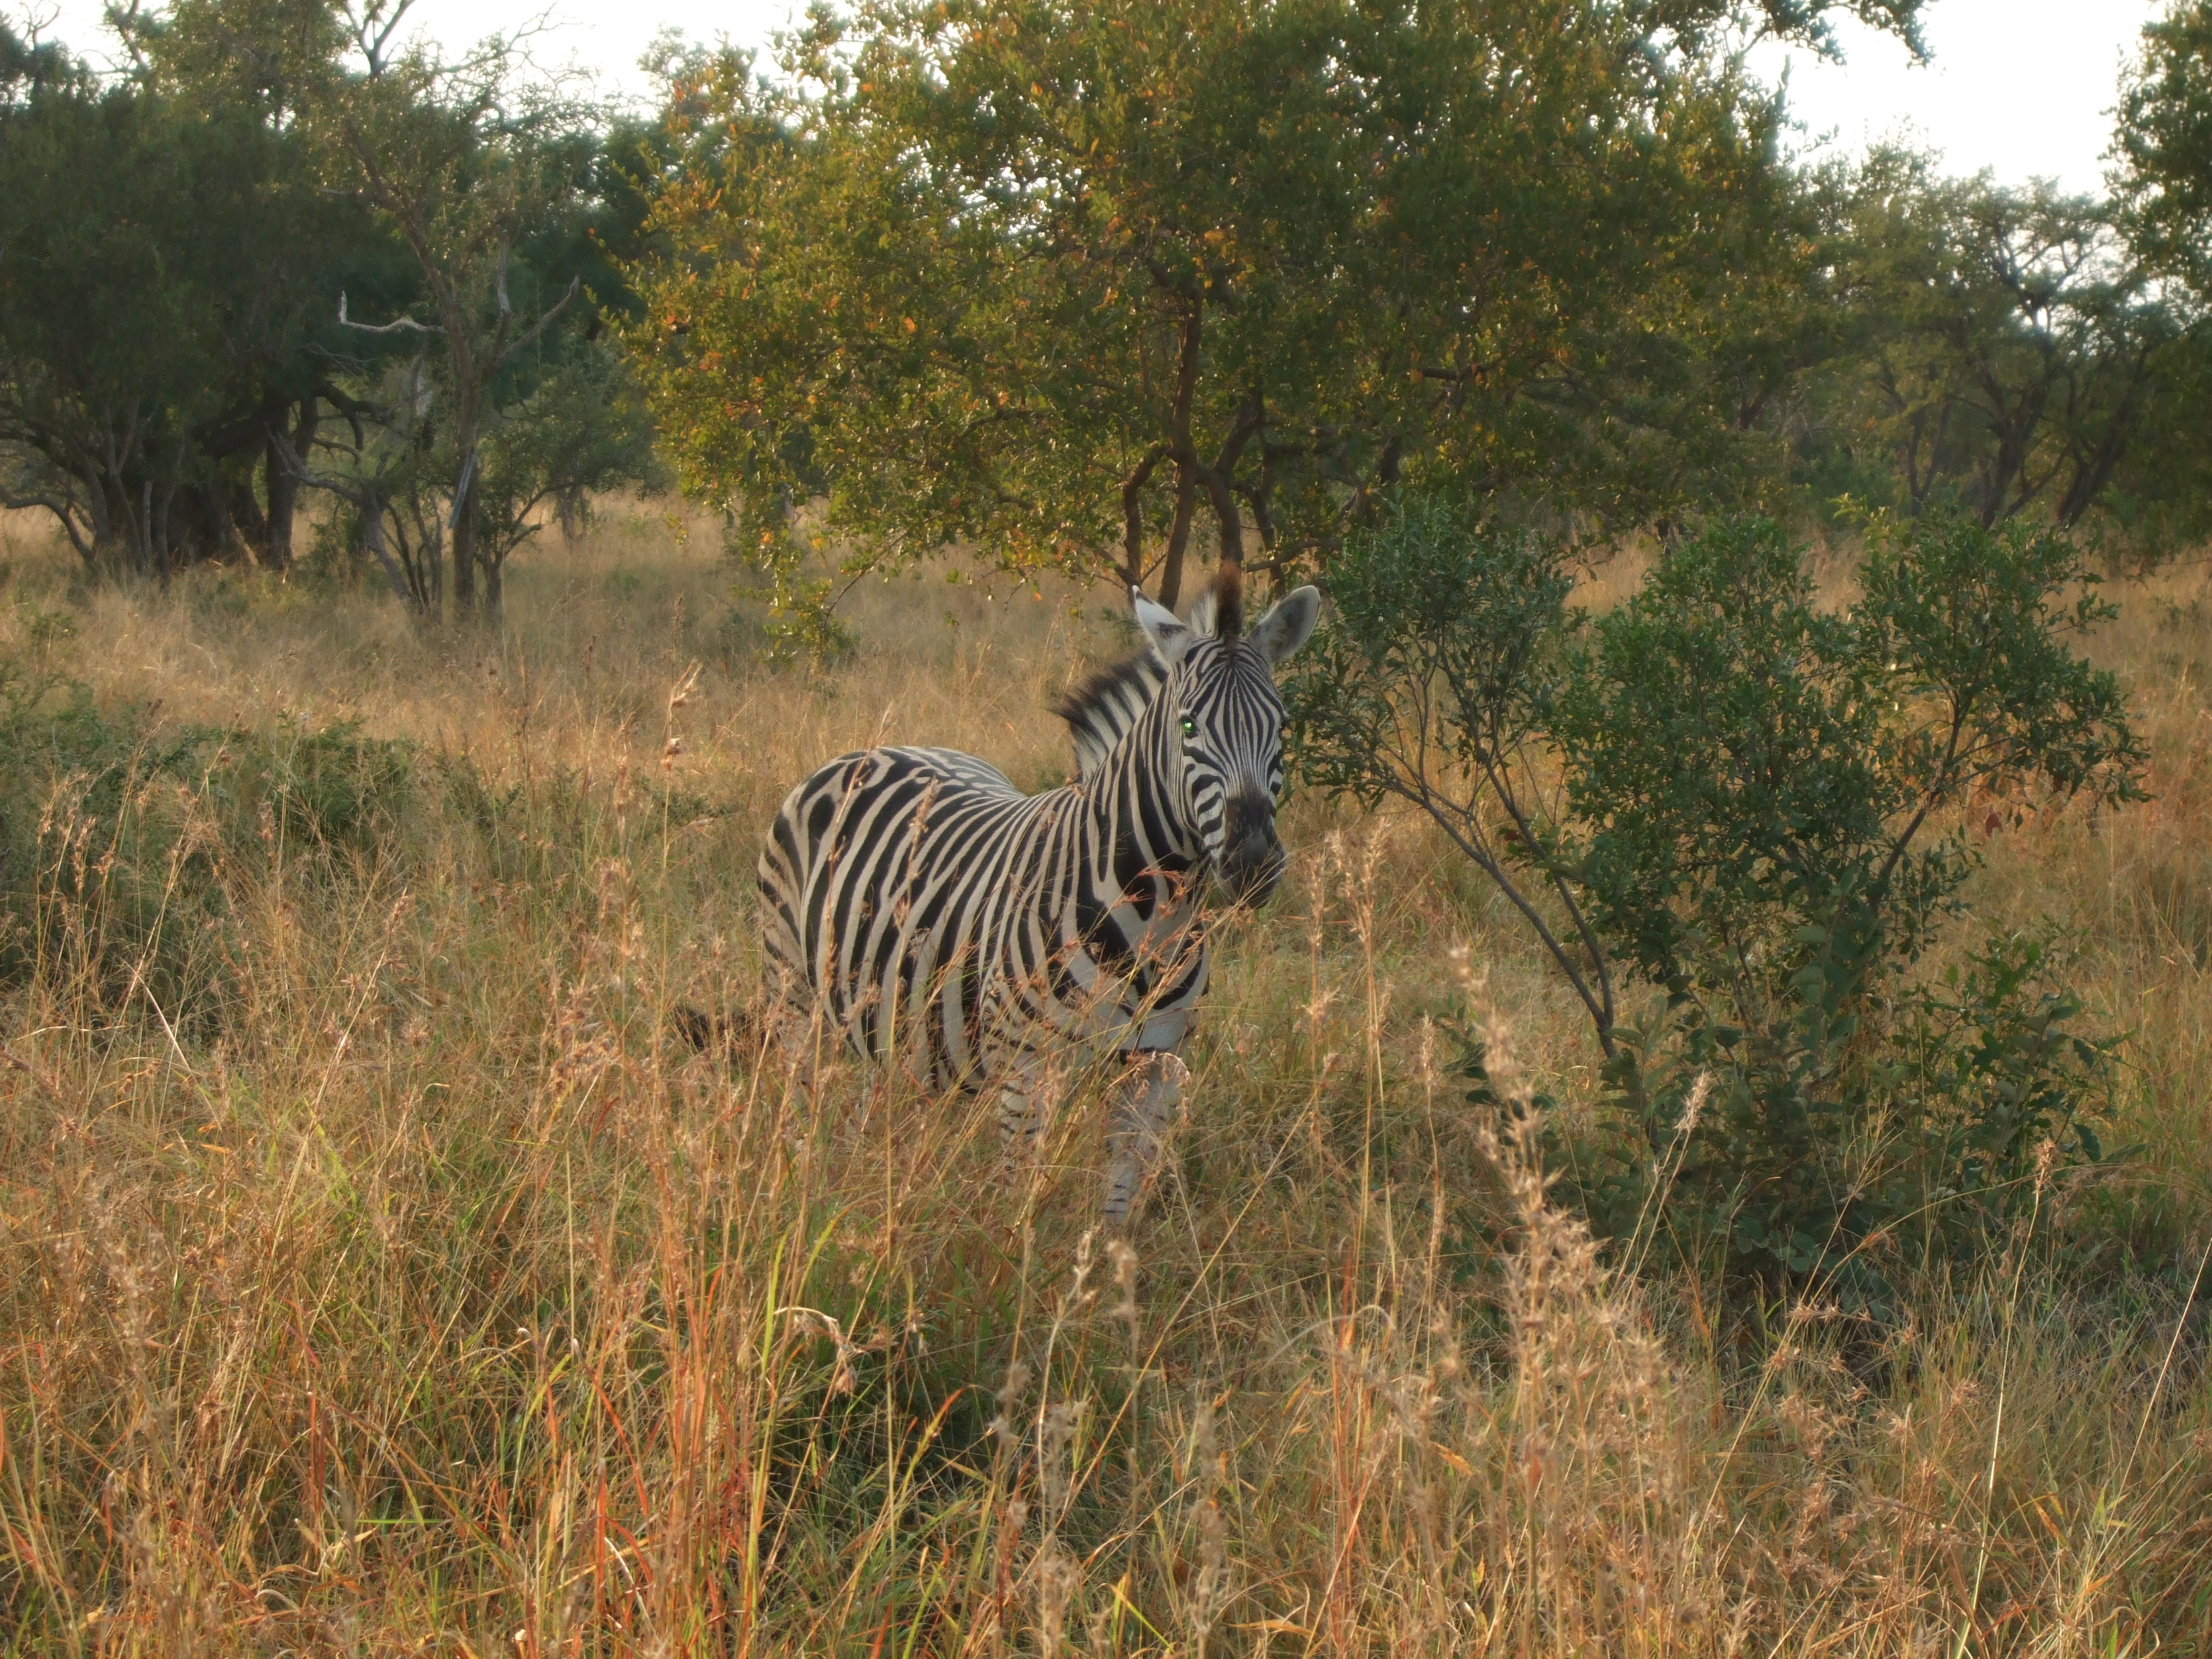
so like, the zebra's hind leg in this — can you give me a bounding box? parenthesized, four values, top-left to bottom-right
(1103, 1050, 1190, 1227)
(676, 966, 815, 1070)
(993, 1054, 1065, 1176)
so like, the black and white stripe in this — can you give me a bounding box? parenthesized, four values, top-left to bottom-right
(756, 572, 1320, 1219)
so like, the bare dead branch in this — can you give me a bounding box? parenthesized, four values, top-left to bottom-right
(338, 291, 444, 337)
(346, 0, 418, 78)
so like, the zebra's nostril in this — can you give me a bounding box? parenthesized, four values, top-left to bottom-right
(1223, 797, 1278, 867)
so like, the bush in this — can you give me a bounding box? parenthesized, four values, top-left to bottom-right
(1284, 495, 1614, 1050)
(1289, 503, 2148, 1304)
(1, 656, 228, 1027)
(1550, 514, 2144, 1299)
(0, 652, 415, 1032)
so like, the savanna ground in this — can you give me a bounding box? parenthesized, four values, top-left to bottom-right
(2, 501, 2211, 1656)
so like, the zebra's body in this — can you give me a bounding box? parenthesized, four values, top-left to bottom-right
(758, 739, 1206, 1084)
(756, 572, 1320, 1220)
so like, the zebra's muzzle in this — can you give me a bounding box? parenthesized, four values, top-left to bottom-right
(1217, 795, 1287, 906)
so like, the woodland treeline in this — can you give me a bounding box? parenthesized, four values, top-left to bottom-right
(0, 0, 666, 615)
(10, 0, 2212, 630)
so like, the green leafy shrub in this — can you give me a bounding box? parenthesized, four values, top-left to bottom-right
(1289, 503, 2148, 1303)
(213, 720, 415, 861)
(0, 654, 415, 1031)
(428, 749, 725, 907)
(1, 658, 225, 1026)
(1550, 514, 2144, 1297)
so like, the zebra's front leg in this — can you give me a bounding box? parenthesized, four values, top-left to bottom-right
(1103, 1050, 1191, 1226)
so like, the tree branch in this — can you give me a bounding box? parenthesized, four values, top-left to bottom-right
(1121, 443, 1165, 589)
(0, 483, 95, 561)
(494, 274, 582, 372)
(1385, 772, 1617, 1061)
(338, 291, 444, 336)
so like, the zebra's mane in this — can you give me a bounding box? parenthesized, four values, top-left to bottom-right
(1051, 650, 1168, 782)
(1050, 568, 1244, 781)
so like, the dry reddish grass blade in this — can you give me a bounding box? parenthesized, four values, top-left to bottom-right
(0, 505, 2209, 1655)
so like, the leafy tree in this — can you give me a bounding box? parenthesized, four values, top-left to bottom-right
(1548, 513, 2143, 1293)
(274, 354, 446, 606)
(113, 0, 348, 120)
(285, 303, 662, 617)
(470, 339, 665, 574)
(2115, 1, 2212, 299)
(1797, 151, 2177, 531)
(0, 15, 73, 88)
(627, 0, 1924, 644)
(2105, 2, 2212, 556)
(1, 70, 319, 570)
(2, 0, 653, 607)
(315, 24, 662, 615)
(1548, 513, 2142, 1015)
(2091, 323, 2212, 558)
(0, 4, 397, 574)
(119, 0, 401, 570)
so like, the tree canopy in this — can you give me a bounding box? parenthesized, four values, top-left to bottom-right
(1791, 151, 2178, 532)
(15, 0, 2212, 620)
(0, 19, 391, 573)
(627, 0, 1931, 636)
(2117, 1, 2212, 299)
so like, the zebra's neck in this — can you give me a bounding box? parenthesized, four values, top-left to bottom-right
(1054, 651, 1169, 782)
(1083, 689, 1202, 875)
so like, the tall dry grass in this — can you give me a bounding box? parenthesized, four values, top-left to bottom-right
(1, 506, 2209, 1656)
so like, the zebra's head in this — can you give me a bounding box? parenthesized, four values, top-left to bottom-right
(1132, 569, 1321, 907)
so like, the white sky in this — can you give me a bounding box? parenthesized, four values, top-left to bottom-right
(1746, 1, 2164, 192)
(24, 0, 2167, 193)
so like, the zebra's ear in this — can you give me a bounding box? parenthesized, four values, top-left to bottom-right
(1248, 585, 1321, 669)
(1131, 586, 1197, 667)
(1186, 586, 1217, 637)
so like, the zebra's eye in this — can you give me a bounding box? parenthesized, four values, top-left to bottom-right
(1180, 716, 1197, 739)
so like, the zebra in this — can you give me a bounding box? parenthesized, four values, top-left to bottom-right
(756, 566, 1321, 1221)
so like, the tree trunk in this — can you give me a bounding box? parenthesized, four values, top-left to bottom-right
(359, 488, 417, 606)
(405, 490, 446, 613)
(166, 480, 234, 566)
(264, 397, 319, 570)
(450, 449, 479, 615)
(428, 505, 446, 611)
(224, 469, 267, 558)
(1158, 460, 1196, 610)
(1159, 305, 1203, 611)
(1199, 468, 1243, 573)
(84, 467, 119, 568)
(1121, 446, 1164, 591)
(1198, 395, 1262, 577)
(154, 478, 174, 587)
